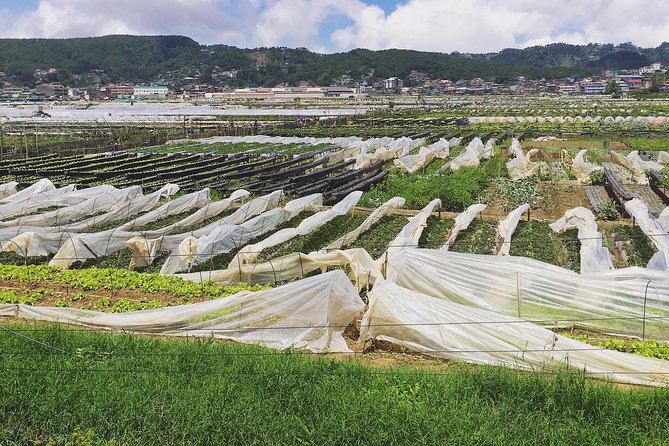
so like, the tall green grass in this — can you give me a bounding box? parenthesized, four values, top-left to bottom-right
(1, 321, 668, 445)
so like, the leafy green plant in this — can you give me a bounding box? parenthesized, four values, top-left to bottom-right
(596, 199, 620, 221)
(589, 169, 606, 186)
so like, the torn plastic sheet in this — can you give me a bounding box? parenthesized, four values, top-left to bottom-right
(506, 148, 545, 181)
(441, 204, 486, 250)
(497, 204, 529, 256)
(624, 199, 669, 271)
(139, 193, 321, 273)
(550, 207, 614, 274)
(323, 197, 406, 251)
(232, 191, 362, 266)
(0, 182, 18, 200)
(507, 138, 523, 158)
(0, 270, 364, 353)
(611, 151, 658, 185)
(386, 248, 669, 340)
(570, 150, 601, 184)
(175, 248, 384, 288)
(360, 280, 669, 387)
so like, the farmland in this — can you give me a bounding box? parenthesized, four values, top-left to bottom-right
(3, 96, 669, 444)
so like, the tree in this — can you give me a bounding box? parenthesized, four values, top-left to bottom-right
(649, 73, 664, 93)
(604, 80, 620, 95)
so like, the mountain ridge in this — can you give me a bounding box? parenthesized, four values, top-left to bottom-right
(0, 35, 665, 87)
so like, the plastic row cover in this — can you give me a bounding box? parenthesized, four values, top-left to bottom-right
(387, 199, 441, 249)
(323, 197, 406, 251)
(0, 184, 179, 252)
(611, 151, 662, 185)
(624, 199, 669, 271)
(61, 184, 180, 232)
(439, 138, 492, 172)
(497, 204, 529, 256)
(0, 181, 18, 200)
(387, 248, 669, 340)
(360, 280, 669, 387)
(569, 150, 601, 184)
(550, 207, 614, 274)
(46, 190, 270, 269)
(153, 193, 322, 274)
(0, 178, 55, 205)
(394, 139, 449, 174)
(3, 188, 212, 261)
(0, 186, 143, 228)
(506, 148, 545, 181)
(232, 191, 362, 266)
(0, 270, 364, 353)
(441, 204, 486, 250)
(175, 247, 384, 288)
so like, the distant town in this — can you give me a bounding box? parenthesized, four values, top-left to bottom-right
(1, 62, 667, 102)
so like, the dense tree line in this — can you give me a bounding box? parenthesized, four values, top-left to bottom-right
(0, 35, 666, 87)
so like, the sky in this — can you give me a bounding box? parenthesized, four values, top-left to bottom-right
(1, 0, 668, 54)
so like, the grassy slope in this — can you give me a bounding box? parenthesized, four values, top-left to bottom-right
(1, 322, 668, 446)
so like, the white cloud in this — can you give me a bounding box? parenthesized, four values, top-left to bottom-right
(331, 0, 669, 53)
(0, 0, 244, 44)
(1, 0, 669, 53)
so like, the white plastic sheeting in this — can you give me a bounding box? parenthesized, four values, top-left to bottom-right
(507, 138, 523, 158)
(624, 199, 668, 271)
(657, 151, 669, 164)
(0, 270, 365, 353)
(439, 138, 490, 171)
(115, 188, 212, 232)
(232, 191, 362, 266)
(360, 280, 669, 387)
(506, 148, 544, 181)
(353, 146, 401, 169)
(0, 186, 144, 228)
(0, 182, 18, 200)
(569, 150, 601, 184)
(550, 207, 614, 274)
(44, 189, 221, 268)
(323, 197, 406, 251)
(118, 189, 283, 269)
(176, 247, 384, 288)
(60, 184, 180, 232)
(611, 151, 661, 185)
(394, 139, 449, 174)
(497, 204, 529, 256)
(386, 248, 668, 340)
(153, 193, 321, 274)
(387, 199, 441, 249)
(0, 178, 55, 204)
(441, 204, 486, 250)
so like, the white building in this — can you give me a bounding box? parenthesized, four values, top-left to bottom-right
(384, 77, 404, 89)
(132, 85, 169, 98)
(639, 63, 662, 75)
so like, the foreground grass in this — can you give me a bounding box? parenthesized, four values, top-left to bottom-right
(1, 322, 669, 445)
